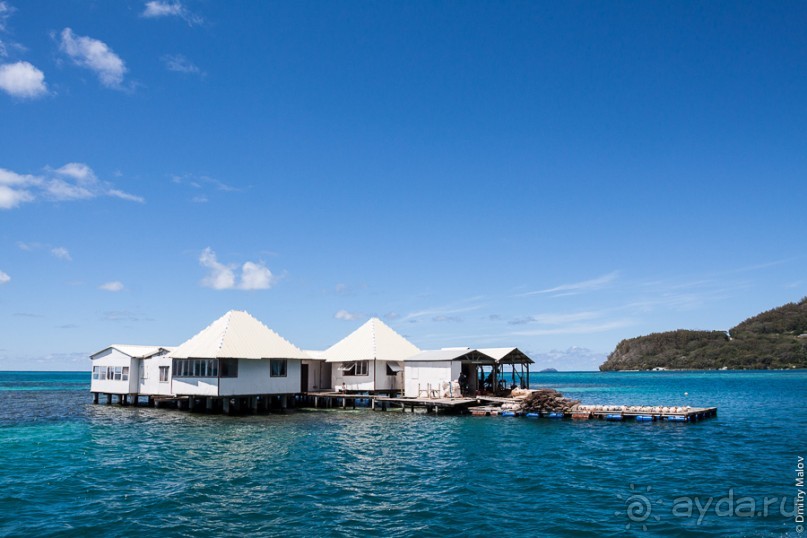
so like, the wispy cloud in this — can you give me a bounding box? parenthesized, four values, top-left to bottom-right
(519, 271, 619, 297)
(0, 270, 9, 284)
(59, 28, 127, 89)
(99, 281, 124, 292)
(400, 300, 483, 323)
(199, 247, 278, 291)
(0, 1, 12, 35)
(0, 61, 47, 99)
(509, 311, 600, 326)
(335, 309, 362, 321)
(0, 163, 143, 209)
(509, 319, 636, 337)
(172, 173, 239, 202)
(0, 1, 25, 59)
(161, 53, 203, 75)
(107, 189, 145, 203)
(141, 1, 203, 25)
(102, 310, 153, 322)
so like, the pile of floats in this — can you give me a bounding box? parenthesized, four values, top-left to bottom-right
(468, 388, 717, 423)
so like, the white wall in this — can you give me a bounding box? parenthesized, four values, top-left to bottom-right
(138, 354, 174, 396)
(331, 360, 402, 392)
(90, 348, 138, 394)
(171, 358, 302, 396)
(172, 376, 219, 396)
(219, 359, 301, 396)
(302, 360, 332, 391)
(404, 361, 461, 398)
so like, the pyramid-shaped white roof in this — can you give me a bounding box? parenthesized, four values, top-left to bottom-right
(324, 317, 420, 363)
(170, 310, 308, 360)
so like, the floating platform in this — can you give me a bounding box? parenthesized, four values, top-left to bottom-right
(466, 405, 718, 423)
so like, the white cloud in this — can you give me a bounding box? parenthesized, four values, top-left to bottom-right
(45, 179, 94, 200)
(50, 247, 71, 261)
(199, 247, 236, 290)
(161, 54, 202, 75)
(0, 270, 9, 284)
(335, 309, 361, 321)
(0, 167, 38, 208)
(59, 28, 126, 89)
(142, 1, 203, 25)
(99, 281, 124, 292)
(0, 164, 144, 209)
(239, 261, 275, 290)
(55, 162, 94, 182)
(0, 61, 47, 98)
(0, 184, 33, 208)
(199, 247, 277, 291)
(519, 271, 620, 297)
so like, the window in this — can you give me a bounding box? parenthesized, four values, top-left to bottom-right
(270, 359, 287, 377)
(92, 366, 99, 380)
(386, 362, 402, 376)
(112, 366, 122, 381)
(159, 366, 169, 382)
(342, 361, 369, 377)
(99, 366, 107, 380)
(220, 359, 238, 378)
(122, 367, 129, 381)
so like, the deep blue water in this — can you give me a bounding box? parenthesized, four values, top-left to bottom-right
(0, 370, 805, 537)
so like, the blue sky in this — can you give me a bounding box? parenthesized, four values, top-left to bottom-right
(1, 1, 805, 371)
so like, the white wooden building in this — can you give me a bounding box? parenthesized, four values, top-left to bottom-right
(169, 310, 309, 398)
(301, 350, 332, 392)
(403, 348, 495, 398)
(324, 317, 420, 393)
(90, 344, 174, 402)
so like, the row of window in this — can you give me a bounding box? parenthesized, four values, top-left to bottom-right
(94, 359, 397, 382)
(172, 359, 239, 378)
(92, 366, 129, 381)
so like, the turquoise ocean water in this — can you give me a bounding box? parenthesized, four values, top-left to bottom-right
(0, 370, 805, 537)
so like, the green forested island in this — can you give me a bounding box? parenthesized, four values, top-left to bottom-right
(599, 298, 807, 371)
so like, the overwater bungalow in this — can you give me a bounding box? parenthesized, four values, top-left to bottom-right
(90, 344, 174, 404)
(168, 310, 309, 411)
(324, 317, 420, 394)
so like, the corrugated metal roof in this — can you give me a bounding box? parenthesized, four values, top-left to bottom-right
(170, 310, 308, 360)
(91, 345, 174, 359)
(478, 347, 534, 364)
(404, 348, 495, 363)
(323, 317, 420, 363)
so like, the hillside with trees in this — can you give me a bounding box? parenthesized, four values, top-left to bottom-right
(599, 298, 807, 371)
